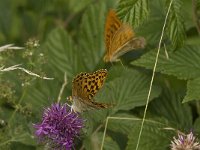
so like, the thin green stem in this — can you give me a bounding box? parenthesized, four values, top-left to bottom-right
(192, 0, 200, 34)
(196, 101, 200, 115)
(135, 0, 174, 149)
(57, 72, 67, 103)
(8, 88, 27, 124)
(100, 117, 109, 150)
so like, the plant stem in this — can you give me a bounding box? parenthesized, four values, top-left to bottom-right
(192, 0, 200, 34)
(57, 72, 67, 103)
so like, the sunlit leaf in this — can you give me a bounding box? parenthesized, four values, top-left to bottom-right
(166, 0, 186, 49)
(183, 77, 200, 102)
(96, 66, 161, 111)
(84, 132, 120, 150)
(107, 113, 138, 134)
(149, 87, 192, 128)
(44, 27, 84, 79)
(78, 2, 106, 71)
(117, 0, 148, 27)
(126, 120, 173, 150)
(132, 45, 200, 79)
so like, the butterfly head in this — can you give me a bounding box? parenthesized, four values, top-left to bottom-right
(67, 96, 72, 102)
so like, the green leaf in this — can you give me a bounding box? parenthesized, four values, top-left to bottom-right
(107, 113, 138, 134)
(0, 110, 36, 148)
(78, 2, 106, 71)
(132, 45, 200, 80)
(100, 134, 120, 150)
(149, 87, 192, 128)
(10, 142, 35, 150)
(85, 109, 110, 124)
(194, 117, 200, 134)
(84, 132, 120, 150)
(166, 0, 186, 49)
(68, 0, 93, 13)
(126, 120, 173, 150)
(117, 0, 148, 27)
(10, 133, 36, 147)
(23, 80, 62, 114)
(96, 66, 161, 111)
(44, 27, 84, 79)
(183, 77, 200, 102)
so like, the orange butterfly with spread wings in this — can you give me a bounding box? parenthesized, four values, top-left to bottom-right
(104, 10, 146, 62)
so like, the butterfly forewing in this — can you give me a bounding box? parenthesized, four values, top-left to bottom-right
(72, 72, 87, 98)
(105, 10, 122, 53)
(81, 69, 107, 101)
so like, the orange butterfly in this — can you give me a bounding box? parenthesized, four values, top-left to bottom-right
(104, 10, 146, 62)
(68, 69, 112, 113)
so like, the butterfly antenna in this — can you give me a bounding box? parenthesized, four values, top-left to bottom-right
(164, 43, 169, 59)
(119, 59, 125, 69)
(111, 61, 113, 66)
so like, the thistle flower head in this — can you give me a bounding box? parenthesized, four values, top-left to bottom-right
(34, 103, 84, 150)
(171, 131, 200, 150)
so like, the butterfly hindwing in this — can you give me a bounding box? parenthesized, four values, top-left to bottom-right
(112, 37, 146, 61)
(110, 25, 134, 56)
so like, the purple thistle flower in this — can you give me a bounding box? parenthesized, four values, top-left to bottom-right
(34, 103, 84, 150)
(171, 131, 200, 150)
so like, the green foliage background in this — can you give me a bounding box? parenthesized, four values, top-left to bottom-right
(0, 0, 200, 149)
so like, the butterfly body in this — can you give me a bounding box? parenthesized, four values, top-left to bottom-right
(104, 10, 146, 62)
(69, 69, 112, 113)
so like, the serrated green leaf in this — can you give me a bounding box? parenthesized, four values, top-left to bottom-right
(84, 109, 110, 126)
(183, 77, 200, 102)
(0, 110, 36, 148)
(117, 0, 138, 12)
(10, 142, 35, 150)
(101, 135, 120, 150)
(126, 120, 173, 150)
(96, 66, 161, 111)
(84, 132, 120, 150)
(135, 0, 167, 45)
(194, 117, 200, 134)
(68, 0, 93, 13)
(107, 113, 138, 134)
(44, 27, 84, 79)
(22, 80, 62, 115)
(132, 45, 200, 80)
(149, 87, 192, 128)
(117, 0, 148, 27)
(166, 0, 186, 49)
(10, 133, 36, 147)
(78, 2, 106, 71)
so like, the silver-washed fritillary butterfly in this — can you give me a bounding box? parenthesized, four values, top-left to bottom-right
(68, 69, 112, 113)
(104, 9, 146, 62)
